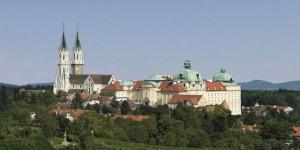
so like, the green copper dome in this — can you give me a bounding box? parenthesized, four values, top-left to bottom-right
(213, 68, 234, 82)
(173, 60, 202, 82)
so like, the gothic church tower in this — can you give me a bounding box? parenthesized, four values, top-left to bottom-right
(53, 27, 70, 94)
(71, 25, 84, 74)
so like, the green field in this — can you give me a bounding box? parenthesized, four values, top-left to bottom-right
(50, 137, 220, 150)
(92, 138, 219, 150)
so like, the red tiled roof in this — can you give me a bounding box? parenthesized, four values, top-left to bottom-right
(51, 109, 89, 118)
(275, 106, 289, 110)
(259, 105, 289, 111)
(160, 81, 184, 92)
(206, 81, 226, 91)
(113, 115, 150, 122)
(80, 93, 101, 100)
(80, 93, 89, 99)
(168, 94, 202, 105)
(132, 80, 144, 91)
(293, 127, 300, 137)
(102, 81, 123, 91)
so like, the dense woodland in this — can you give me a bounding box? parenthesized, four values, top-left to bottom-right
(1, 86, 300, 149)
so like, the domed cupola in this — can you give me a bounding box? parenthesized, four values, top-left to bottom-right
(213, 68, 234, 82)
(173, 60, 202, 83)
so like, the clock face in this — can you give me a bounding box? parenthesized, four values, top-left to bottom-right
(76, 67, 79, 70)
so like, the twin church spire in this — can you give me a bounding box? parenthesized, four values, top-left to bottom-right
(54, 24, 84, 94)
(58, 24, 84, 75)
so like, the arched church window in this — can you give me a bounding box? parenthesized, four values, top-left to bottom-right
(63, 54, 65, 60)
(77, 54, 78, 60)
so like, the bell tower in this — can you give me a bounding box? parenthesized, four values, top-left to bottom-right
(71, 24, 84, 74)
(54, 25, 70, 94)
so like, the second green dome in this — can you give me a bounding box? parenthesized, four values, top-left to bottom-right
(213, 68, 234, 82)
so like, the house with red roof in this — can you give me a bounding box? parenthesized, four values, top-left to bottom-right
(51, 109, 89, 122)
(292, 127, 300, 139)
(101, 81, 127, 101)
(167, 94, 206, 109)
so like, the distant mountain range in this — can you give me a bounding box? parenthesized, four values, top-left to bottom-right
(1, 80, 300, 91)
(0, 82, 53, 88)
(239, 80, 300, 91)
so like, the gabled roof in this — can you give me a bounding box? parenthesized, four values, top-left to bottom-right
(70, 74, 89, 84)
(90, 74, 112, 84)
(102, 81, 123, 91)
(132, 80, 144, 91)
(168, 94, 202, 105)
(113, 115, 150, 122)
(160, 81, 184, 92)
(69, 74, 112, 84)
(206, 81, 226, 91)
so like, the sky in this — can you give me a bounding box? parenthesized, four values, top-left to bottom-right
(0, 1, 300, 85)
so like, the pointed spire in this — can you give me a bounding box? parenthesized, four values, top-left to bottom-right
(60, 23, 67, 50)
(74, 23, 81, 49)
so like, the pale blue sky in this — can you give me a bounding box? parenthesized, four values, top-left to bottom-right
(0, 1, 300, 85)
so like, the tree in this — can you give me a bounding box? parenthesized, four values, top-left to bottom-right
(242, 110, 257, 125)
(153, 104, 169, 116)
(42, 115, 59, 137)
(212, 105, 231, 132)
(79, 130, 95, 150)
(57, 115, 71, 137)
(72, 93, 83, 109)
(260, 120, 291, 140)
(186, 128, 210, 147)
(0, 86, 8, 110)
(120, 100, 131, 115)
(37, 90, 59, 106)
(111, 100, 120, 114)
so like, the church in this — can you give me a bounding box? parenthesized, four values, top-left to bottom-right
(53, 27, 115, 94)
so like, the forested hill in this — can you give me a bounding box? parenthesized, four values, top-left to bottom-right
(0, 82, 53, 91)
(239, 80, 300, 91)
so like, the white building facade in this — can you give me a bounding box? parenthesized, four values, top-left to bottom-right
(102, 60, 241, 115)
